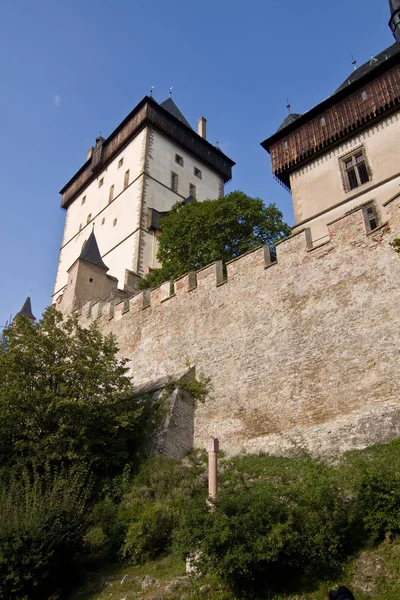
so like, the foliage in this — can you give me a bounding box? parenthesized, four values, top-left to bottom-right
(0, 308, 150, 478)
(139, 191, 291, 288)
(390, 238, 400, 254)
(0, 467, 91, 600)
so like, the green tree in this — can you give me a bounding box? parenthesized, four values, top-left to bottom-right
(0, 308, 149, 477)
(139, 191, 291, 288)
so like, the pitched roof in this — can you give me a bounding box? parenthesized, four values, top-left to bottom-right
(276, 112, 302, 133)
(336, 41, 400, 92)
(79, 230, 108, 269)
(159, 98, 193, 129)
(18, 296, 35, 321)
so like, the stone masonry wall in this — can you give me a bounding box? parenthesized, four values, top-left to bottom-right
(78, 197, 400, 458)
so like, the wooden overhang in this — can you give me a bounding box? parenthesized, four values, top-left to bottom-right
(261, 44, 400, 188)
(60, 96, 235, 209)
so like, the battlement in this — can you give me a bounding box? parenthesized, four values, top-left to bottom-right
(73, 198, 400, 459)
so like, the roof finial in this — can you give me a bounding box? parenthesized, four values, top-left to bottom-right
(286, 98, 291, 115)
(169, 86, 173, 98)
(150, 85, 155, 97)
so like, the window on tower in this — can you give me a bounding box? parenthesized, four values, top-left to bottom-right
(124, 169, 130, 189)
(98, 177, 104, 188)
(194, 167, 202, 179)
(175, 154, 184, 167)
(109, 185, 114, 203)
(189, 183, 196, 198)
(118, 157, 124, 168)
(340, 147, 371, 192)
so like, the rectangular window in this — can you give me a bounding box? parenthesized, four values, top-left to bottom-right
(171, 171, 178, 192)
(124, 169, 130, 189)
(340, 148, 371, 192)
(364, 204, 379, 232)
(87, 213, 92, 224)
(189, 183, 196, 198)
(81, 196, 86, 205)
(79, 223, 82, 231)
(109, 185, 114, 203)
(175, 154, 184, 167)
(194, 167, 202, 179)
(101, 217, 105, 225)
(98, 177, 104, 188)
(113, 218, 117, 227)
(118, 157, 124, 168)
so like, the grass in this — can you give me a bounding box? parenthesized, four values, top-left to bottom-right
(68, 536, 400, 600)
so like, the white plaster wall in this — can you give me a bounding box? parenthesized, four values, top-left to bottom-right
(149, 129, 223, 204)
(53, 130, 146, 299)
(290, 112, 400, 243)
(54, 177, 143, 297)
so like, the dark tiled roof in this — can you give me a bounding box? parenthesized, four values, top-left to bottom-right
(276, 113, 302, 133)
(390, 0, 400, 12)
(160, 98, 193, 129)
(336, 42, 400, 92)
(79, 230, 108, 269)
(18, 296, 35, 321)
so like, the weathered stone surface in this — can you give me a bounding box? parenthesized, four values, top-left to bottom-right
(78, 200, 400, 458)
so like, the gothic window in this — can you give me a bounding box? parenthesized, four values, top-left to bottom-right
(124, 169, 130, 189)
(340, 148, 371, 192)
(171, 171, 178, 192)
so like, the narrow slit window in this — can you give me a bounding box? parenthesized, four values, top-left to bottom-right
(171, 171, 178, 192)
(321, 117, 326, 127)
(81, 196, 86, 205)
(87, 213, 92, 224)
(189, 183, 196, 198)
(101, 217, 105, 225)
(124, 169, 130, 189)
(362, 90, 368, 101)
(113, 218, 117, 227)
(98, 178, 104, 188)
(118, 157, 124, 168)
(109, 184, 114, 203)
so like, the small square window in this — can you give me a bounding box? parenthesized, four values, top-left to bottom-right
(175, 154, 184, 167)
(113, 218, 117, 227)
(171, 171, 178, 192)
(81, 196, 86, 205)
(109, 185, 114, 203)
(98, 178, 104, 188)
(101, 217, 105, 225)
(124, 169, 130, 189)
(194, 167, 202, 179)
(189, 183, 196, 198)
(118, 157, 124, 168)
(87, 213, 92, 224)
(340, 147, 371, 193)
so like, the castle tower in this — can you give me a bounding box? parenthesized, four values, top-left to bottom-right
(261, 3, 400, 246)
(53, 96, 235, 305)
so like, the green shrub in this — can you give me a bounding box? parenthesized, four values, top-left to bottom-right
(0, 468, 91, 600)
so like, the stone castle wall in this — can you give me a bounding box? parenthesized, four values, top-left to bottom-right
(78, 195, 400, 458)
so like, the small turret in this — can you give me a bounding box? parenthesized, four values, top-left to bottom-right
(389, 0, 400, 41)
(17, 295, 35, 322)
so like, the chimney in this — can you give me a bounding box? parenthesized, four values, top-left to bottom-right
(198, 116, 207, 140)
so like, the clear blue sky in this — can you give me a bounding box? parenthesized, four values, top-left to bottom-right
(0, 0, 394, 325)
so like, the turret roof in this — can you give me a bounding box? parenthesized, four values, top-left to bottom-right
(79, 230, 108, 269)
(18, 296, 35, 321)
(276, 112, 302, 133)
(159, 98, 193, 129)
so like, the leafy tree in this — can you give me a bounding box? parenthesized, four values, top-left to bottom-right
(391, 238, 400, 254)
(0, 308, 150, 477)
(139, 191, 291, 288)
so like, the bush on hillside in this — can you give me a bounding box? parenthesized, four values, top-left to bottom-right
(0, 467, 91, 600)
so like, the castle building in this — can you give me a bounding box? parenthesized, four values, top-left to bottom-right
(262, 0, 400, 246)
(52, 96, 234, 307)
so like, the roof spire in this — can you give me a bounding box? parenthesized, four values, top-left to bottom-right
(78, 230, 108, 270)
(389, 0, 400, 42)
(169, 86, 173, 98)
(286, 98, 291, 115)
(18, 295, 36, 322)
